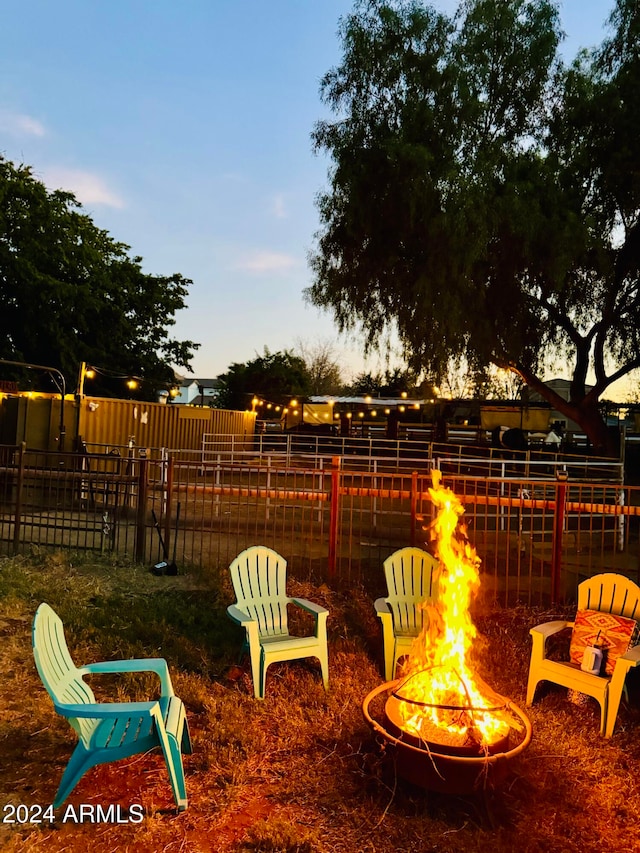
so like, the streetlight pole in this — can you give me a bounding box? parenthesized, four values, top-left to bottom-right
(0, 358, 66, 450)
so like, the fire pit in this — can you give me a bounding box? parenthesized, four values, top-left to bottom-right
(363, 472, 532, 793)
(363, 678, 532, 794)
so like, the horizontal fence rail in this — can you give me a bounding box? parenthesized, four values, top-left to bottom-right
(0, 443, 637, 607)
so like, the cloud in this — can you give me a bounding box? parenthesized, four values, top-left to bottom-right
(237, 251, 297, 273)
(0, 109, 46, 137)
(270, 193, 287, 219)
(41, 167, 125, 209)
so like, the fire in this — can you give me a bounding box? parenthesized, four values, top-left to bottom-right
(396, 470, 510, 747)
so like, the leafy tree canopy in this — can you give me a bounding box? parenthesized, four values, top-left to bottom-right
(216, 348, 312, 411)
(0, 156, 198, 399)
(308, 0, 640, 453)
(346, 366, 426, 396)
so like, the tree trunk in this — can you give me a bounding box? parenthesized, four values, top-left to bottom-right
(512, 369, 619, 457)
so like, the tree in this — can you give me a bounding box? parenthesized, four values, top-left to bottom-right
(308, 0, 640, 454)
(346, 366, 422, 396)
(216, 348, 311, 411)
(0, 156, 198, 399)
(293, 338, 344, 395)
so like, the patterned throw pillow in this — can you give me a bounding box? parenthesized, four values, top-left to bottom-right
(569, 609, 639, 676)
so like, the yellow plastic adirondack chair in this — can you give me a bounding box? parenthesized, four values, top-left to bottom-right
(32, 603, 192, 810)
(227, 546, 329, 699)
(374, 547, 440, 681)
(527, 573, 640, 737)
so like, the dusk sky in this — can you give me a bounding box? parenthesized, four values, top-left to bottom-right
(0, 1, 618, 386)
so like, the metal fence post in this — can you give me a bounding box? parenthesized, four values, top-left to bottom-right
(328, 456, 341, 581)
(551, 476, 568, 603)
(13, 442, 26, 554)
(617, 488, 626, 552)
(135, 458, 149, 563)
(410, 470, 418, 546)
(163, 455, 174, 556)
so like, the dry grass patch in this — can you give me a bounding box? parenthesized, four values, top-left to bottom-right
(1, 552, 640, 852)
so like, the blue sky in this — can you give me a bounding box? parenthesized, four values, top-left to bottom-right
(0, 0, 617, 384)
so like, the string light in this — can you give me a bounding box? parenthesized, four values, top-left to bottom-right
(78, 363, 143, 397)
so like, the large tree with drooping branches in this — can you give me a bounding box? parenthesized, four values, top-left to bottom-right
(308, 0, 640, 454)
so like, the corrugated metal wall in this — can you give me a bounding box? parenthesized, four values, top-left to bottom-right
(77, 397, 256, 453)
(0, 394, 256, 453)
(0, 395, 66, 450)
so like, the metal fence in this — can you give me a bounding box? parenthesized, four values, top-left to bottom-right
(1, 443, 638, 606)
(201, 431, 625, 480)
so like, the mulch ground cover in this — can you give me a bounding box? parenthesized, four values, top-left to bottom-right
(1, 551, 640, 852)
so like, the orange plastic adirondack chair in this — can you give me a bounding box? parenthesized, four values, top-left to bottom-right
(527, 573, 640, 737)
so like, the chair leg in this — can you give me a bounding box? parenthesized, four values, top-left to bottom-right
(156, 726, 188, 811)
(167, 735, 188, 809)
(383, 634, 395, 683)
(259, 657, 268, 700)
(248, 643, 263, 699)
(526, 671, 540, 706)
(605, 670, 629, 738)
(53, 745, 97, 808)
(318, 651, 329, 691)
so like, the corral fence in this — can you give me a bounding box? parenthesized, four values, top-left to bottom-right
(0, 441, 637, 607)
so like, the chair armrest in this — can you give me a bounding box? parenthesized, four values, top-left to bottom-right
(227, 604, 261, 649)
(529, 620, 572, 662)
(529, 620, 572, 639)
(619, 644, 640, 667)
(374, 598, 391, 616)
(291, 598, 328, 642)
(81, 658, 174, 696)
(291, 598, 328, 617)
(54, 700, 160, 719)
(227, 603, 256, 627)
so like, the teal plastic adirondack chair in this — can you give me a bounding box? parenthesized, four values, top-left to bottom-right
(374, 547, 440, 681)
(227, 546, 329, 699)
(32, 603, 192, 811)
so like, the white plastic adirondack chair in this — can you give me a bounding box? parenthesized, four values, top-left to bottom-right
(374, 547, 440, 681)
(32, 603, 192, 810)
(527, 573, 640, 737)
(227, 546, 329, 699)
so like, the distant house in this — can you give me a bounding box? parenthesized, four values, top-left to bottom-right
(528, 378, 595, 433)
(171, 377, 221, 407)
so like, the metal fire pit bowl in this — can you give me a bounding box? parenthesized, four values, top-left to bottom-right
(362, 680, 532, 795)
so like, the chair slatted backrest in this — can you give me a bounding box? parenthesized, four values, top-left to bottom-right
(229, 547, 290, 638)
(578, 573, 640, 621)
(383, 547, 440, 634)
(32, 603, 97, 744)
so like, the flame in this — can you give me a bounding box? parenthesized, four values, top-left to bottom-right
(397, 470, 510, 747)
